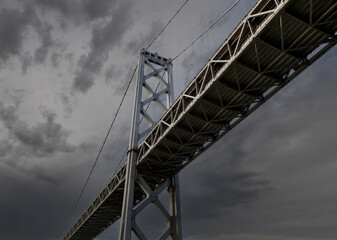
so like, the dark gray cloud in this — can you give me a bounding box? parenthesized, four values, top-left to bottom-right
(187, 170, 270, 217)
(82, 0, 117, 21)
(104, 64, 122, 85)
(0, 102, 75, 159)
(0, 82, 25, 108)
(180, 48, 214, 86)
(0, 2, 61, 70)
(51, 52, 61, 67)
(0, 139, 12, 158)
(125, 21, 164, 55)
(0, 6, 34, 65)
(72, 0, 134, 93)
(103, 63, 138, 95)
(34, 21, 54, 64)
(32, 0, 70, 17)
(0, 151, 100, 240)
(20, 51, 33, 74)
(59, 89, 76, 117)
(0, 0, 134, 89)
(32, 0, 118, 24)
(180, 136, 272, 223)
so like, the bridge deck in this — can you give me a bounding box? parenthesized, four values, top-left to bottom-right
(64, 0, 337, 239)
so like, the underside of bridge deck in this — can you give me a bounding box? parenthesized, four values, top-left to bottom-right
(63, 0, 337, 239)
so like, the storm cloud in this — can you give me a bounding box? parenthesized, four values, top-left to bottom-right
(125, 21, 164, 55)
(0, 102, 74, 159)
(0, 2, 61, 71)
(72, 0, 134, 93)
(32, 0, 119, 23)
(0, 6, 34, 65)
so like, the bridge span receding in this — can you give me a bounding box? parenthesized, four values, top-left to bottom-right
(63, 0, 337, 239)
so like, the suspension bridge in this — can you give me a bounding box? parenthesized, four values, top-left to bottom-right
(63, 0, 337, 239)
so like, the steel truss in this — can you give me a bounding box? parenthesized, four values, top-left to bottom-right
(119, 50, 182, 240)
(136, 0, 337, 169)
(125, 174, 182, 240)
(63, 0, 337, 239)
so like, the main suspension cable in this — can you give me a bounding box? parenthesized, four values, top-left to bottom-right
(145, 0, 189, 51)
(172, 0, 241, 61)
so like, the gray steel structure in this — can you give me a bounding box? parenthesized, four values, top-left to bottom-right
(119, 50, 182, 240)
(63, 0, 337, 239)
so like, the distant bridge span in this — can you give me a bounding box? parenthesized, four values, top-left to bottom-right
(64, 0, 337, 239)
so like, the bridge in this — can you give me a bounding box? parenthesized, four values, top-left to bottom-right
(63, 0, 337, 239)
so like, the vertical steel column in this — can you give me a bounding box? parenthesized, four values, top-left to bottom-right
(167, 56, 182, 240)
(119, 49, 182, 240)
(169, 175, 182, 240)
(119, 51, 145, 240)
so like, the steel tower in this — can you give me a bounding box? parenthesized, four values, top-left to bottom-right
(119, 49, 182, 240)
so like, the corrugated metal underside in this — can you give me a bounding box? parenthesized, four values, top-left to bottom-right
(64, 0, 337, 239)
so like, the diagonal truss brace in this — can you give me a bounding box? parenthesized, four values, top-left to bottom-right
(138, 51, 174, 140)
(132, 174, 182, 240)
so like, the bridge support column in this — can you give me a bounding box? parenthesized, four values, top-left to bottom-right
(168, 175, 182, 240)
(118, 49, 145, 240)
(119, 49, 182, 240)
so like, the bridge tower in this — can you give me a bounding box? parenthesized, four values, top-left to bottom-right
(119, 49, 182, 240)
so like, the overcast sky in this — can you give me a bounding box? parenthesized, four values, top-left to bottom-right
(0, 0, 337, 240)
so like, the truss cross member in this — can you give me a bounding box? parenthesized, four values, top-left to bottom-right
(119, 50, 182, 240)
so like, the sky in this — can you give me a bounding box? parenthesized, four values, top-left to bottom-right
(0, 0, 336, 240)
